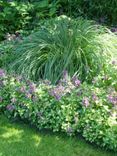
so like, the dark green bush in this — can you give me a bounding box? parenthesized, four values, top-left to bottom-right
(59, 0, 117, 25)
(0, 40, 18, 69)
(0, 0, 60, 41)
(0, 0, 116, 42)
(0, 0, 32, 41)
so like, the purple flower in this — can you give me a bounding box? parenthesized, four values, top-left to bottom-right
(112, 60, 117, 65)
(108, 94, 117, 105)
(49, 89, 61, 101)
(6, 104, 15, 111)
(0, 69, 5, 77)
(72, 75, 81, 87)
(49, 85, 65, 101)
(111, 27, 117, 33)
(74, 79, 81, 87)
(92, 94, 98, 101)
(55, 94, 61, 101)
(82, 97, 89, 107)
(29, 83, 36, 93)
(20, 86, 26, 93)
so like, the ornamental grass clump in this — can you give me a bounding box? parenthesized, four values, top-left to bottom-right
(12, 15, 117, 83)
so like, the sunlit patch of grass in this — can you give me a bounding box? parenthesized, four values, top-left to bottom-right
(0, 115, 116, 156)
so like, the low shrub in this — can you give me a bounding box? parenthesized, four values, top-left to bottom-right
(0, 69, 117, 151)
(78, 107, 117, 150)
(92, 58, 117, 91)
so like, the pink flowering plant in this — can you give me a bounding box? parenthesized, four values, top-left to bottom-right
(93, 59, 117, 91)
(0, 69, 117, 151)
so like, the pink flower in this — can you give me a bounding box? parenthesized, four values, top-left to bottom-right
(20, 86, 26, 93)
(82, 97, 89, 107)
(72, 75, 81, 87)
(0, 69, 5, 77)
(92, 94, 98, 101)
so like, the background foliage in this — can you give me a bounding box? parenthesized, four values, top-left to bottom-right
(0, 0, 117, 41)
(59, 0, 117, 25)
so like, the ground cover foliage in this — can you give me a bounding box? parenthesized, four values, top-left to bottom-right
(0, 67, 117, 151)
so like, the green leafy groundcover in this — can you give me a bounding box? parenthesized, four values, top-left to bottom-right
(0, 69, 117, 151)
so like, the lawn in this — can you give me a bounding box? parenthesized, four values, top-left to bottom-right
(0, 115, 116, 156)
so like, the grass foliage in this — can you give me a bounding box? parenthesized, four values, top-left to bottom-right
(12, 16, 117, 83)
(0, 115, 116, 156)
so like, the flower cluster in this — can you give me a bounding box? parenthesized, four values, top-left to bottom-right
(108, 91, 117, 105)
(49, 71, 81, 100)
(0, 69, 117, 151)
(72, 75, 81, 87)
(0, 69, 5, 77)
(49, 85, 65, 100)
(82, 97, 89, 107)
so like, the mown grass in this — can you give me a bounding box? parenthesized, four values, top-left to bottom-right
(0, 115, 116, 156)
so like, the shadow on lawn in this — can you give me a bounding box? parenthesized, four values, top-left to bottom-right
(0, 115, 116, 156)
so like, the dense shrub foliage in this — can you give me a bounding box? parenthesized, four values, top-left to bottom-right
(59, 0, 117, 25)
(0, 69, 117, 151)
(0, 40, 18, 69)
(0, 0, 59, 41)
(12, 16, 117, 83)
(0, 0, 32, 41)
(0, 0, 117, 41)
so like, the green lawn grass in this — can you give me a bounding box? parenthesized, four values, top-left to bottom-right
(0, 115, 116, 156)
